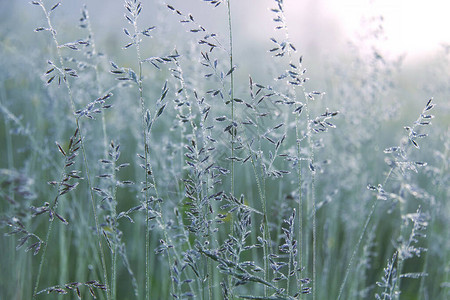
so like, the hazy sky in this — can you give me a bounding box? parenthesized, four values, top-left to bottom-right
(4, 0, 449, 64)
(298, 0, 450, 60)
(174, 0, 450, 63)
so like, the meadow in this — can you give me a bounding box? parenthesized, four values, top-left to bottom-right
(0, 0, 449, 299)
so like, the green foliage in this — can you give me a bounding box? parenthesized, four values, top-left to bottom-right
(0, 1, 449, 300)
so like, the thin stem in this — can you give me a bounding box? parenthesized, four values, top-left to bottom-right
(305, 97, 316, 300)
(136, 35, 152, 300)
(227, 0, 234, 198)
(337, 168, 394, 300)
(240, 95, 271, 294)
(227, 1, 236, 297)
(271, 2, 304, 294)
(131, 15, 155, 300)
(110, 153, 118, 300)
(83, 5, 109, 158)
(33, 2, 109, 298)
(249, 153, 270, 296)
(131, 11, 176, 298)
(295, 113, 303, 295)
(33, 219, 54, 298)
(337, 99, 433, 299)
(172, 58, 205, 296)
(33, 153, 76, 298)
(83, 7, 115, 299)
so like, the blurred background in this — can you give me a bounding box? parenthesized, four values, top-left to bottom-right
(1, 1, 449, 299)
(2, 0, 449, 115)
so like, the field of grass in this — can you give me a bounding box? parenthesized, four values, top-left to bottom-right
(0, 1, 449, 299)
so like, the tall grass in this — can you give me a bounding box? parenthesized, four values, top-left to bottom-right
(0, 0, 449, 299)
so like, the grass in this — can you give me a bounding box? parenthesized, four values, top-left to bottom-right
(0, 0, 449, 299)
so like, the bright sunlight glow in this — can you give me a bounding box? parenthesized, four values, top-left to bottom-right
(286, 0, 450, 61)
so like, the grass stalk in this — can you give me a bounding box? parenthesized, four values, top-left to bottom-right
(128, 6, 177, 298)
(336, 168, 392, 300)
(32, 2, 109, 298)
(1, 2, 445, 300)
(227, 1, 237, 297)
(304, 96, 316, 300)
(227, 0, 234, 198)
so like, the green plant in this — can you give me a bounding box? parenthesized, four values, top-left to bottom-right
(0, 1, 448, 299)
